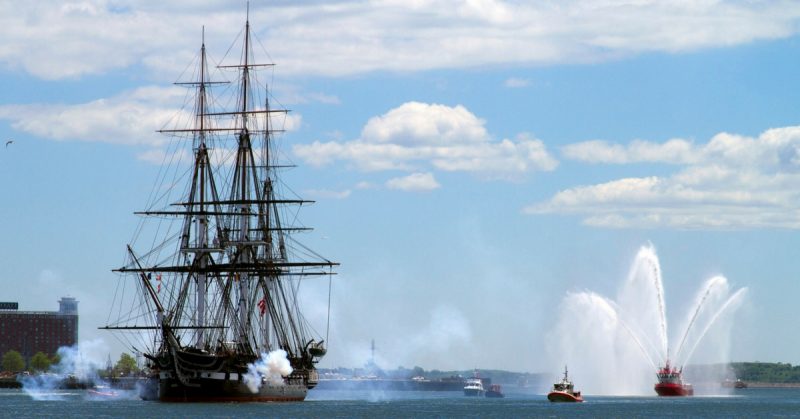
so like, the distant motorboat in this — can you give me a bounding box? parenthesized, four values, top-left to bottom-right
(485, 384, 504, 398)
(722, 378, 747, 389)
(463, 372, 485, 397)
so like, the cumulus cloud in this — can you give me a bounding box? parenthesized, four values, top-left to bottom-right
(271, 84, 342, 106)
(562, 138, 699, 164)
(385, 172, 441, 192)
(529, 126, 800, 229)
(1, 1, 799, 80)
(361, 102, 488, 146)
(504, 78, 531, 88)
(355, 181, 377, 190)
(304, 188, 352, 199)
(293, 101, 558, 179)
(0, 85, 302, 163)
(0, 86, 186, 147)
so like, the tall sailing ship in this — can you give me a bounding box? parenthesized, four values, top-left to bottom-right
(102, 14, 338, 402)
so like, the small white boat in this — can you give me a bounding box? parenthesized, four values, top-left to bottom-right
(463, 372, 485, 396)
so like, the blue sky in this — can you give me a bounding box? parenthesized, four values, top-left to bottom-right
(1, 1, 800, 373)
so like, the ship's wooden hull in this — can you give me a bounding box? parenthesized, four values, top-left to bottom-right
(158, 376, 307, 402)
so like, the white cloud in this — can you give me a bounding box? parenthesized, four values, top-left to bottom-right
(1, 1, 799, 80)
(361, 102, 488, 146)
(529, 126, 800, 229)
(135, 148, 194, 165)
(385, 172, 441, 192)
(563, 127, 800, 168)
(293, 101, 558, 179)
(562, 138, 699, 164)
(355, 181, 377, 190)
(271, 84, 342, 106)
(0, 85, 302, 162)
(304, 188, 352, 199)
(0, 86, 185, 147)
(504, 77, 531, 88)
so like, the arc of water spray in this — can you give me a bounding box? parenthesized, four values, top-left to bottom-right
(680, 288, 748, 367)
(589, 293, 659, 370)
(629, 245, 669, 362)
(648, 252, 669, 362)
(601, 296, 663, 368)
(674, 276, 725, 364)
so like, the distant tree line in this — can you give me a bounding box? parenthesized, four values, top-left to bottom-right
(1, 350, 60, 372)
(321, 363, 800, 384)
(1, 350, 139, 377)
(731, 362, 800, 383)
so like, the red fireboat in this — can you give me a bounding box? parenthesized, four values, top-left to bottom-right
(654, 361, 694, 396)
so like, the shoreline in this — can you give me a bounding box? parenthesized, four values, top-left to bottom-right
(741, 382, 800, 388)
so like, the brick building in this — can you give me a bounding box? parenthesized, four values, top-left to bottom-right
(0, 298, 78, 362)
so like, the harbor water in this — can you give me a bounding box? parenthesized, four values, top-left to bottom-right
(3, 387, 800, 418)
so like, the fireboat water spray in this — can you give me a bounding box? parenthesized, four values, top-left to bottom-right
(548, 243, 748, 396)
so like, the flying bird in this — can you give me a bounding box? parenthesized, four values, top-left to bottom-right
(4, 140, 12, 148)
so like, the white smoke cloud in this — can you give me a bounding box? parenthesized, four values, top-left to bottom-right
(50, 339, 108, 380)
(20, 339, 136, 401)
(243, 350, 294, 394)
(328, 304, 473, 371)
(409, 305, 472, 353)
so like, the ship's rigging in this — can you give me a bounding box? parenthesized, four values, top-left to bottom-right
(102, 16, 337, 400)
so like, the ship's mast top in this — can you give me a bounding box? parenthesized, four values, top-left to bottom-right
(241, 7, 251, 128)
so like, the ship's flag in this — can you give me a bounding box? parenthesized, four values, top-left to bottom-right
(156, 274, 162, 293)
(257, 298, 266, 316)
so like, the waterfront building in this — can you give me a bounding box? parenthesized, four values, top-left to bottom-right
(0, 298, 78, 364)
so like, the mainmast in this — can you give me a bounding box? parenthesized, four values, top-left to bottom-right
(194, 27, 209, 349)
(233, 14, 255, 352)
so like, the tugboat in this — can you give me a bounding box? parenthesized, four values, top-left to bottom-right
(463, 372, 485, 396)
(485, 384, 505, 398)
(654, 361, 694, 396)
(547, 366, 583, 402)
